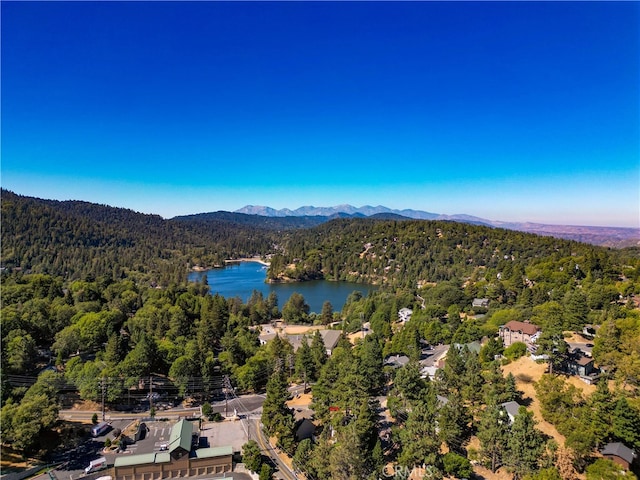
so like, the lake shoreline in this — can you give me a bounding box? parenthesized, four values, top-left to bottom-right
(225, 257, 270, 267)
(191, 257, 270, 272)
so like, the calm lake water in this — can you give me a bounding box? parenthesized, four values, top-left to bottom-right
(188, 261, 376, 313)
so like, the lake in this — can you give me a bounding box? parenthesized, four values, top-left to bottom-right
(188, 261, 377, 313)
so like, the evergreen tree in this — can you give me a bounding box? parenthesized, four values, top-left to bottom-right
(461, 350, 483, 406)
(242, 440, 262, 473)
(505, 407, 545, 479)
(477, 401, 509, 472)
(329, 424, 368, 480)
(321, 301, 334, 325)
(261, 370, 295, 453)
(295, 338, 315, 388)
(293, 438, 314, 474)
(611, 397, 640, 449)
(311, 330, 328, 372)
(437, 394, 471, 454)
(588, 380, 613, 448)
(398, 392, 440, 470)
(358, 334, 384, 395)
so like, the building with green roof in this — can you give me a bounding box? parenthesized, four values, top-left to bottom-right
(113, 420, 232, 480)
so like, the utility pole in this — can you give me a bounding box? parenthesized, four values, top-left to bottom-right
(149, 375, 153, 416)
(287, 354, 294, 378)
(223, 376, 233, 417)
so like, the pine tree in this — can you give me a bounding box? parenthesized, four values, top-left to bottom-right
(477, 401, 509, 472)
(311, 330, 328, 372)
(588, 379, 613, 448)
(295, 338, 315, 388)
(261, 370, 295, 453)
(504, 407, 545, 479)
(398, 392, 440, 470)
(358, 334, 384, 395)
(437, 394, 471, 454)
(612, 397, 640, 449)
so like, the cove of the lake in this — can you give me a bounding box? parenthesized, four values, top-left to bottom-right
(188, 261, 377, 313)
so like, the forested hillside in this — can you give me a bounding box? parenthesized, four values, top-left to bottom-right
(268, 217, 637, 289)
(1, 190, 277, 284)
(2, 190, 640, 479)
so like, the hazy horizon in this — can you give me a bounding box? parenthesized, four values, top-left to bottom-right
(2, 2, 638, 228)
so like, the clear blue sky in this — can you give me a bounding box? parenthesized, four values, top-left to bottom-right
(2, 1, 638, 227)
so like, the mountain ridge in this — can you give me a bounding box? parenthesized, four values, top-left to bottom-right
(234, 204, 640, 248)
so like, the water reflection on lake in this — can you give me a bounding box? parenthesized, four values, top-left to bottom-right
(188, 261, 376, 313)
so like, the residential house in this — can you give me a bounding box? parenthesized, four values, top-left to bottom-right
(601, 442, 637, 470)
(500, 401, 522, 424)
(384, 355, 410, 369)
(472, 298, 490, 309)
(295, 418, 316, 442)
(398, 308, 413, 323)
(566, 350, 597, 377)
(257, 329, 342, 356)
(499, 321, 541, 348)
(319, 329, 342, 356)
(419, 344, 450, 378)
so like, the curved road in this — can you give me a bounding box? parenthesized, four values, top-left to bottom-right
(252, 418, 297, 480)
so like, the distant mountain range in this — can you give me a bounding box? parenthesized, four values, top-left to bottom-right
(235, 204, 640, 248)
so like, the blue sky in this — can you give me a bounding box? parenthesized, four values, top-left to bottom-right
(2, 1, 638, 227)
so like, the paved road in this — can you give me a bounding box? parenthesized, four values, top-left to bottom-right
(60, 394, 267, 422)
(59, 407, 202, 422)
(211, 394, 265, 417)
(252, 418, 297, 480)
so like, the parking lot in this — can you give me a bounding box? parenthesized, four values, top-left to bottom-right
(200, 417, 251, 453)
(120, 420, 189, 456)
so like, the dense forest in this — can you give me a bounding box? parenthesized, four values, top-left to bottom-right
(1, 190, 278, 284)
(2, 190, 640, 480)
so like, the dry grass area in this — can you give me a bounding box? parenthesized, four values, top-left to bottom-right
(347, 331, 368, 344)
(69, 400, 101, 411)
(286, 393, 313, 408)
(501, 356, 566, 445)
(282, 325, 324, 335)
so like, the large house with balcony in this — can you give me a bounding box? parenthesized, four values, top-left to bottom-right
(498, 321, 541, 348)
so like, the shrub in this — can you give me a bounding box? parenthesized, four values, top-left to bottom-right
(443, 452, 472, 479)
(202, 402, 213, 418)
(504, 342, 528, 361)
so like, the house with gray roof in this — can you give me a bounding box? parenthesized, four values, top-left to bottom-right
(500, 401, 522, 424)
(601, 442, 636, 470)
(384, 355, 410, 368)
(472, 298, 490, 309)
(319, 329, 342, 355)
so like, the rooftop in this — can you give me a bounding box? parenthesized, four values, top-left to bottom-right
(501, 320, 541, 336)
(194, 446, 233, 459)
(602, 442, 636, 464)
(114, 452, 171, 468)
(169, 419, 193, 454)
